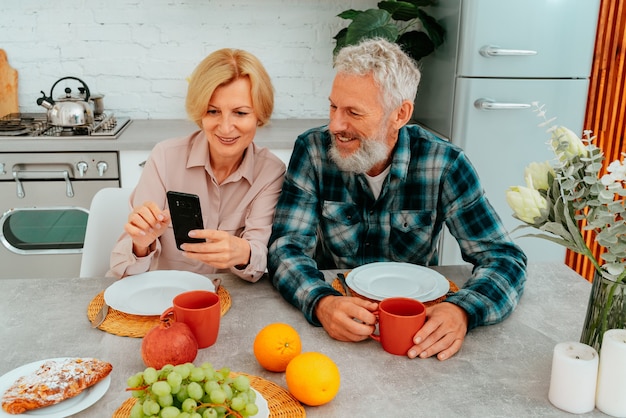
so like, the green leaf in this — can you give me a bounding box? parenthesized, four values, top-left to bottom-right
(510, 223, 537, 233)
(612, 223, 626, 234)
(586, 162, 604, 172)
(604, 262, 626, 276)
(378, 1, 420, 21)
(333, 28, 349, 56)
(515, 232, 582, 252)
(416, 9, 445, 47)
(540, 222, 574, 241)
(397, 31, 434, 61)
(400, 0, 439, 6)
(337, 9, 363, 20)
(345, 9, 399, 44)
(583, 175, 598, 184)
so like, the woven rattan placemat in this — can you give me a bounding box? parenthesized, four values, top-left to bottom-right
(332, 272, 459, 306)
(112, 372, 306, 418)
(87, 286, 232, 338)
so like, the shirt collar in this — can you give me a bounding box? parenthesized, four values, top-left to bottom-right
(389, 126, 411, 181)
(187, 130, 256, 185)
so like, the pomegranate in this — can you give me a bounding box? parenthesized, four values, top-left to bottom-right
(141, 314, 198, 369)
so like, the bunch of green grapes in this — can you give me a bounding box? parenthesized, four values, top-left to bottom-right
(126, 362, 259, 418)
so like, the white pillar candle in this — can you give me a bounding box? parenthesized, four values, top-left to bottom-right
(596, 329, 626, 417)
(548, 341, 599, 414)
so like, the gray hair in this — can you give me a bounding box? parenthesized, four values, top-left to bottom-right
(333, 38, 421, 113)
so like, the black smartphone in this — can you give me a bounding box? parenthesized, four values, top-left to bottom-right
(166, 191, 205, 250)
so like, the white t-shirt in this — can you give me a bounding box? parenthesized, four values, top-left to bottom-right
(365, 165, 391, 199)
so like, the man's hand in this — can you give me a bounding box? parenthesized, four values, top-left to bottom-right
(315, 295, 378, 342)
(408, 302, 468, 361)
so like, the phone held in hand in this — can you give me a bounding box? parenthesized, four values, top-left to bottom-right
(166, 191, 205, 250)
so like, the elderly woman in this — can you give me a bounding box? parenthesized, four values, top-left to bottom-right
(109, 48, 285, 282)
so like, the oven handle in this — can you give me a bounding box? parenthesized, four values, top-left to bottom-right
(12, 170, 75, 198)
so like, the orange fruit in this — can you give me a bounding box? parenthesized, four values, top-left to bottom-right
(253, 323, 302, 372)
(285, 352, 340, 406)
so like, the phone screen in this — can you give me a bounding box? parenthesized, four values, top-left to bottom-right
(166, 191, 205, 250)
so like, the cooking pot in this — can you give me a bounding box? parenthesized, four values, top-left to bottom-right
(78, 88, 105, 115)
(36, 76, 94, 127)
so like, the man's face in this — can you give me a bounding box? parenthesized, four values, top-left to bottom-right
(327, 72, 395, 175)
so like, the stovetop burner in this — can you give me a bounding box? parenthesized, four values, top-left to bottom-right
(0, 125, 29, 136)
(0, 115, 40, 136)
(0, 112, 131, 139)
(0, 120, 26, 131)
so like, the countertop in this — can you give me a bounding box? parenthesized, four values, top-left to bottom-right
(0, 118, 327, 152)
(0, 263, 609, 417)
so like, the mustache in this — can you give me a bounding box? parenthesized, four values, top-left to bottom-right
(332, 131, 360, 141)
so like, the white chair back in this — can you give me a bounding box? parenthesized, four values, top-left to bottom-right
(80, 187, 132, 278)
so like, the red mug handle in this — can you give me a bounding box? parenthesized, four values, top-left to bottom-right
(369, 310, 380, 341)
(160, 307, 176, 322)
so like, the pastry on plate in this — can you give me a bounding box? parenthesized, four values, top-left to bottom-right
(1, 357, 112, 414)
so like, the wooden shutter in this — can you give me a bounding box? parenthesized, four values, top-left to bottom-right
(568, 0, 626, 281)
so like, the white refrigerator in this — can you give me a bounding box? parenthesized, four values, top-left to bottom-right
(413, 0, 601, 265)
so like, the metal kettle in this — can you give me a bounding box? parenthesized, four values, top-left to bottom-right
(36, 76, 94, 127)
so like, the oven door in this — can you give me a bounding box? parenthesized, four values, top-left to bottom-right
(0, 180, 119, 279)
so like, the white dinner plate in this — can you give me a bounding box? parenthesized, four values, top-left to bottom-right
(0, 358, 111, 418)
(104, 270, 215, 315)
(346, 262, 449, 302)
(252, 388, 270, 418)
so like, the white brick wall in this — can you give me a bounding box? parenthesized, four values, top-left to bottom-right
(1, 0, 378, 119)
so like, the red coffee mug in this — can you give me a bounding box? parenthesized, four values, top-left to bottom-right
(371, 297, 426, 356)
(162, 290, 220, 349)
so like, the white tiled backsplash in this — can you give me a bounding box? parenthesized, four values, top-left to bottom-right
(2, 0, 378, 120)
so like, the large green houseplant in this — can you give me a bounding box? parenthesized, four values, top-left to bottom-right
(333, 0, 445, 62)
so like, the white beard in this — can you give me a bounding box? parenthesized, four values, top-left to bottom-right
(329, 134, 390, 174)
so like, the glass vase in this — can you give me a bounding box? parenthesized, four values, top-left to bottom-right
(580, 271, 626, 351)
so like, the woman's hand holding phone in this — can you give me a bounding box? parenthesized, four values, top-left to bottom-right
(127, 191, 251, 268)
(180, 229, 251, 269)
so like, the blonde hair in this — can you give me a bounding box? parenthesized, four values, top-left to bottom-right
(186, 48, 274, 128)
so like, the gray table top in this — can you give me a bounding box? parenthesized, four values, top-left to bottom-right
(0, 263, 607, 417)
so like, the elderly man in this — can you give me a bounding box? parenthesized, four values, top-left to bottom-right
(268, 38, 526, 361)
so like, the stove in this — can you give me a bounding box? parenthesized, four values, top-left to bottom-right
(0, 112, 131, 139)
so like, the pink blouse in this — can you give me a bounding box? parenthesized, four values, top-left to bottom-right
(108, 130, 286, 282)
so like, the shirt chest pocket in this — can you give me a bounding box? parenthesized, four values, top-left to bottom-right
(321, 201, 361, 257)
(389, 210, 436, 260)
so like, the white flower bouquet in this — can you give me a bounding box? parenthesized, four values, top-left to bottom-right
(506, 103, 626, 348)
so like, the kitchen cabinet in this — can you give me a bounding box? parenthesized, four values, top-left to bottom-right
(414, 0, 600, 264)
(119, 150, 150, 188)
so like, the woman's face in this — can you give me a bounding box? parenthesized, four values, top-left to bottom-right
(202, 77, 258, 165)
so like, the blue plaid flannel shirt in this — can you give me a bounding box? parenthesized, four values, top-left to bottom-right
(268, 124, 527, 330)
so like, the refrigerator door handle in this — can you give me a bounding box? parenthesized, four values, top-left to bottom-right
(479, 45, 538, 57)
(474, 98, 532, 111)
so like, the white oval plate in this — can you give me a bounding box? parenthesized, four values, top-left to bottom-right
(0, 358, 111, 418)
(252, 388, 269, 418)
(104, 270, 215, 315)
(346, 262, 449, 302)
